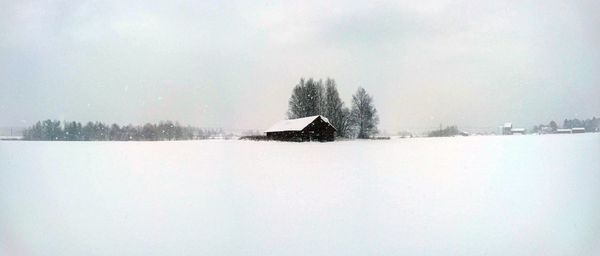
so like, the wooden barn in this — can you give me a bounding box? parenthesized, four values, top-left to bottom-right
(265, 115, 336, 142)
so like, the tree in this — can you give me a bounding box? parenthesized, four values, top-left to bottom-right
(122, 125, 138, 140)
(586, 117, 598, 132)
(142, 123, 157, 140)
(96, 122, 109, 140)
(428, 126, 460, 137)
(42, 120, 62, 140)
(323, 78, 351, 137)
(109, 124, 121, 140)
(350, 87, 379, 139)
(23, 121, 39, 140)
(340, 107, 352, 137)
(287, 78, 324, 119)
(548, 120, 558, 132)
(82, 122, 95, 141)
(157, 121, 173, 140)
(64, 121, 82, 140)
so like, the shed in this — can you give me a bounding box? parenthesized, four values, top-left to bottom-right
(556, 129, 572, 134)
(265, 115, 336, 142)
(572, 127, 585, 133)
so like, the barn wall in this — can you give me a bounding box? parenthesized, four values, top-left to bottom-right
(302, 117, 335, 141)
(266, 131, 304, 142)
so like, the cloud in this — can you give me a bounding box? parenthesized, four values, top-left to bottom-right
(0, 0, 598, 132)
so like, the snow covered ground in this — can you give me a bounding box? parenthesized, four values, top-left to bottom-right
(0, 136, 22, 140)
(1, 134, 599, 256)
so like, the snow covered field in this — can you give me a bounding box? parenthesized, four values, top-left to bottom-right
(1, 134, 599, 255)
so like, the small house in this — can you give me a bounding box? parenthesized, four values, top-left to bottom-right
(572, 127, 585, 133)
(265, 115, 336, 142)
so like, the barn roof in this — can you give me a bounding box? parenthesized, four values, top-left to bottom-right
(265, 115, 334, 133)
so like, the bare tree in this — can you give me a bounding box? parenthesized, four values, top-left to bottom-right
(350, 87, 379, 139)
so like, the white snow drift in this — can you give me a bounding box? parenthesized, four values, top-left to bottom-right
(1, 134, 599, 256)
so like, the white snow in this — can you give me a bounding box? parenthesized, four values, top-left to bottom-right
(265, 115, 330, 133)
(0, 135, 21, 140)
(1, 134, 599, 256)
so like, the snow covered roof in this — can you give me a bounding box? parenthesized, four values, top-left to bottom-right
(503, 123, 512, 128)
(265, 115, 332, 133)
(511, 128, 525, 132)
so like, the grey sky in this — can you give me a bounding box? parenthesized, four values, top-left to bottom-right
(1, 0, 599, 132)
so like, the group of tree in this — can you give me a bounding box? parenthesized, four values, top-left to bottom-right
(22, 120, 233, 141)
(532, 117, 599, 133)
(287, 77, 379, 138)
(561, 117, 599, 131)
(427, 126, 461, 137)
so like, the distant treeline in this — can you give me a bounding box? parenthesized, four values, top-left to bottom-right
(427, 126, 461, 137)
(22, 120, 234, 141)
(532, 117, 599, 133)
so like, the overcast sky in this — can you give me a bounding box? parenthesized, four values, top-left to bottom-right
(1, 0, 599, 132)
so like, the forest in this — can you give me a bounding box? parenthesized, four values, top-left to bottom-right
(22, 120, 232, 141)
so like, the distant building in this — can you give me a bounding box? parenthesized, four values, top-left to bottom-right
(265, 115, 336, 142)
(572, 127, 585, 133)
(540, 126, 554, 134)
(502, 123, 513, 135)
(501, 123, 525, 135)
(511, 128, 526, 135)
(556, 129, 572, 134)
